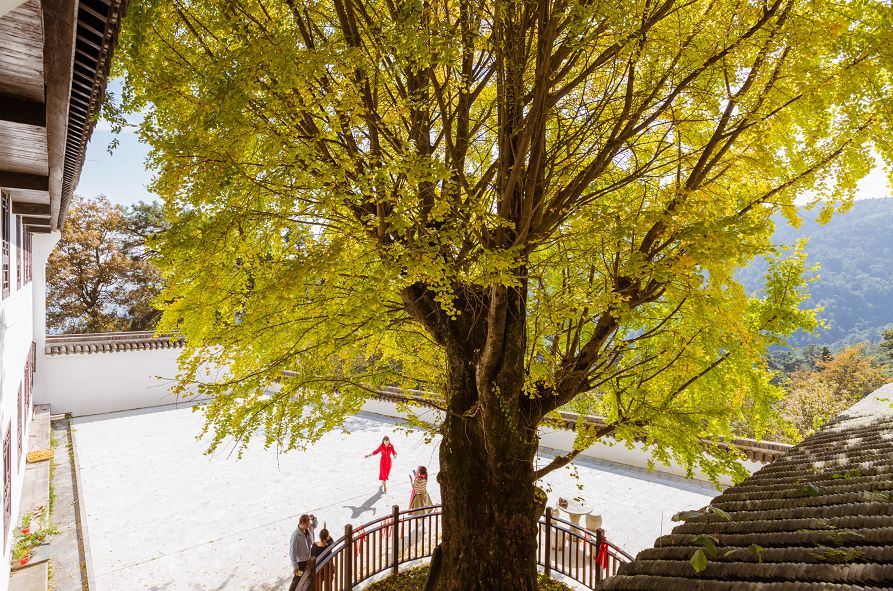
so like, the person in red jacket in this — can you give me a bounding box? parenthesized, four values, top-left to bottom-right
(365, 436, 397, 492)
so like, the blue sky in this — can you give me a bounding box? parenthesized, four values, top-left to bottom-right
(78, 126, 154, 206)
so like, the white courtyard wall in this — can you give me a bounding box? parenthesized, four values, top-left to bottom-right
(0, 228, 37, 587)
(41, 348, 208, 417)
(41, 345, 761, 488)
(30, 232, 59, 409)
(41, 350, 759, 488)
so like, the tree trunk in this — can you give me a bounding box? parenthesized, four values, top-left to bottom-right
(400, 280, 540, 590)
(436, 352, 540, 590)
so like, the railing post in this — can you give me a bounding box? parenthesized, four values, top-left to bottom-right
(595, 527, 604, 584)
(392, 504, 400, 575)
(345, 523, 354, 589)
(544, 507, 552, 578)
(306, 556, 317, 591)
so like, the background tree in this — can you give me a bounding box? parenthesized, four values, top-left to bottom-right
(878, 329, 893, 375)
(781, 346, 888, 438)
(121, 200, 167, 329)
(767, 344, 826, 379)
(47, 196, 165, 333)
(115, 0, 892, 588)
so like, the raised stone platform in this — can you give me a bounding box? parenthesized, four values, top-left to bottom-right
(71, 405, 718, 590)
(9, 405, 51, 591)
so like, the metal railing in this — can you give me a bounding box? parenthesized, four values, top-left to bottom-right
(540, 508, 633, 588)
(297, 505, 631, 591)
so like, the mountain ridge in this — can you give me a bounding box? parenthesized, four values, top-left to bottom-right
(736, 197, 893, 349)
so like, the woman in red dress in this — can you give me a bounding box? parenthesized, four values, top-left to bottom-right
(365, 436, 397, 492)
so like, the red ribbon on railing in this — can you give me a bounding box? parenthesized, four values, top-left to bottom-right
(582, 531, 610, 571)
(596, 540, 609, 570)
(354, 526, 367, 556)
(379, 517, 393, 543)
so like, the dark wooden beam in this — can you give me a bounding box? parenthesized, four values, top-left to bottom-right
(78, 2, 110, 23)
(43, 0, 79, 230)
(0, 94, 46, 127)
(21, 216, 51, 226)
(0, 172, 50, 191)
(11, 202, 50, 216)
(25, 226, 52, 234)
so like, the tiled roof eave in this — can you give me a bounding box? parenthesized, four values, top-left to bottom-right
(600, 385, 893, 591)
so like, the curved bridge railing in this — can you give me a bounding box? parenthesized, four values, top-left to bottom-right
(298, 505, 631, 591)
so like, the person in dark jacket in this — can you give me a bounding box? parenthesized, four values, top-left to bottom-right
(310, 528, 333, 559)
(310, 528, 335, 586)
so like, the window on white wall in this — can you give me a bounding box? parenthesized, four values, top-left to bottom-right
(17, 385, 23, 467)
(24, 230, 32, 284)
(3, 425, 10, 549)
(24, 357, 32, 422)
(16, 216, 22, 290)
(1, 192, 9, 298)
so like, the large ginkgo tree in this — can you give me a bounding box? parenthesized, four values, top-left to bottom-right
(115, 0, 892, 587)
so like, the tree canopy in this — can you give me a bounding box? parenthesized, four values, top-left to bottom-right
(780, 345, 888, 439)
(114, 0, 893, 472)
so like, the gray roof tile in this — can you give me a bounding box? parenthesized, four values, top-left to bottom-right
(600, 384, 893, 591)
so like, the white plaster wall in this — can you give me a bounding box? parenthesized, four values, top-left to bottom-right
(40, 348, 209, 417)
(43, 358, 756, 488)
(536, 424, 761, 487)
(360, 398, 756, 487)
(0, 226, 36, 586)
(30, 231, 59, 408)
(42, 352, 759, 487)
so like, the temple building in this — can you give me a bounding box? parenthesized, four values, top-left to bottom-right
(603, 386, 893, 591)
(0, 0, 125, 586)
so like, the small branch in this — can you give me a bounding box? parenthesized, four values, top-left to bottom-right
(533, 424, 616, 480)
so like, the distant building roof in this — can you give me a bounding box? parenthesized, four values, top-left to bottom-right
(601, 384, 893, 591)
(45, 331, 184, 354)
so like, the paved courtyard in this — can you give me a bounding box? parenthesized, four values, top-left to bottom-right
(72, 405, 717, 590)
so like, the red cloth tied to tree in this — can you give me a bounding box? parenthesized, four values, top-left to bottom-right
(584, 531, 610, 571)
(379, 516, 394, 542)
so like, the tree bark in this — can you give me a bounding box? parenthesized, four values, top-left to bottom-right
(435, 294, 541, 591)
(438, 413, 540, 590)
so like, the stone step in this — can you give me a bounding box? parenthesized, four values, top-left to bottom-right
(9, 560, 48, 591)
(10, 405, 53, 591)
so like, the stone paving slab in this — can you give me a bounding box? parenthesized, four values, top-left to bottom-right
(72, 406, 717, 590)
(18, 405, 51, 524)
(8, 561, 47, 591)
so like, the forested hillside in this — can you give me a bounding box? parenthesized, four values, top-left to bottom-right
(738, 198, 893, 349)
